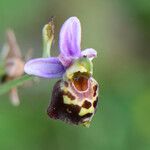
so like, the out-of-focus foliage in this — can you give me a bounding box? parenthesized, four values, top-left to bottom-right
(0, 0, 150, 150)
(0, 75, 32, 95)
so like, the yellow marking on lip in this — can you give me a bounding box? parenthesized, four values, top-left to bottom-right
(79, 106, 94, 116)
(66, 65, 88, 80)
(83, 121, 90, 128)
(63, 96, 74, 104)
(63, 95, 83, 106)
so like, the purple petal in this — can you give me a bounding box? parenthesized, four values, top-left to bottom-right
(59, 17, 81, 58)
(58, 53, 73, 67)
(24, 57, 65, 78)
(81, 48, 97, 60)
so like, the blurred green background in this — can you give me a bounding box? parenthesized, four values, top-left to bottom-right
(0, 0, 150, 150)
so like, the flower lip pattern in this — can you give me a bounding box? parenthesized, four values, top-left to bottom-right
(24, 17, 97, 78)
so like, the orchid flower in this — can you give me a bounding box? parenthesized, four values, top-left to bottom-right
(1, 30, 25, 106)
(24, 17, 99, 127)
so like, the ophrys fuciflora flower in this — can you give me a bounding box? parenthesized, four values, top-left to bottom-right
(24, 17, 99, 127)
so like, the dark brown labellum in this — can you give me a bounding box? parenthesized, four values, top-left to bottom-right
(47, 74, 99, 127)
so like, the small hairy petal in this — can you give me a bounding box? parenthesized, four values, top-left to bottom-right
(81, 48, 97, 60)
(59, 17, 81, 58)
(24, 57, 65, 78)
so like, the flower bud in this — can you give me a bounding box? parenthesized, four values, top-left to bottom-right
(42, 17, 55, 57)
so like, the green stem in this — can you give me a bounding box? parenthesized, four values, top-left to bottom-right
(0, 75, 33, 95)
(0, 65, 5, 77)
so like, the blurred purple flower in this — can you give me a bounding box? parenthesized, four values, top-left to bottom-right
(24, 17, 97, 78)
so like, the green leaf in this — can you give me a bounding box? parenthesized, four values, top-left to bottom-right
(0, 75, 33, 95)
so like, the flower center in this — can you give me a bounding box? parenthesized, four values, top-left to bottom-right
(72, 72, 90, 92)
